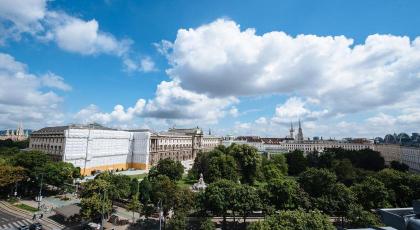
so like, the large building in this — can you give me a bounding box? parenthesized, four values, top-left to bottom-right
(0, 122, 28, 141)
(29, 124, 221, 175)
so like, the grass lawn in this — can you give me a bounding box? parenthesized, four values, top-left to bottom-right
(14, 203, 38, 212)
(128, 173, 148, 180)
(177, 175, 196, 189)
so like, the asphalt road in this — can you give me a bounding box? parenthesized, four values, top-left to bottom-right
(0, 209, 32, 230)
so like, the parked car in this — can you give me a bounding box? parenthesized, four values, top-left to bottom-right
(29, 223, 42, 230)
(17, 226, 29, 230)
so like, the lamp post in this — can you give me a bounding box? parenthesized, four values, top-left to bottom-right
(36, 174, 44, 210)
(100, 189, 107, 230)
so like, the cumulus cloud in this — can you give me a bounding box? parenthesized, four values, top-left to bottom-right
(0, 0, 46, 42)
(0, 2, 154, 72)
(271, 97, 328, 124)
(75, 81, 238, 125)
(0, 53, 69, 127)
(161, 19, 420, 116)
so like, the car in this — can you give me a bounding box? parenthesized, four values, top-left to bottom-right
(29, 223, 42, 230)
(17, 226, 29, 230)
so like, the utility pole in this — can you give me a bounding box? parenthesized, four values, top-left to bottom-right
(100, 189, 107, 230)
(36, 174, 44, 210)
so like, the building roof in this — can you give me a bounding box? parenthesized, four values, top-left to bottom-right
(32, 123, 115, 134)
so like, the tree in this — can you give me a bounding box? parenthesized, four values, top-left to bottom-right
(203, 179, 238, 227)
(332, 159, 356, 186)
(355, 149, 384, 171)
(229, 144, 261, 184)
(248, 209, 335, 230)
(265, 176, 310, 210)
(12, 151, 51, 179)
(285, 150, 307, 175)
(149, 175, 179, 226)
(236, 184, 262, 223)
(167, 212, 187, 230)
(139, 177, 152, 204)
(199, 218, 215, 230)
(206, 154, 239, 183)
(390, 161, 409, 172)
(268, 154, 288, 175)
(346, 204, 381, 228)
(149, 158, 184, 181)
(127, 195, 141, 223)
(374, 169, 413, 207)
(261, 163, 283, 181)
(80, 178, 112, 221)
(0, 165, 27, 195)
(351, 176, 390, 210)
(298, 168, 337, 197)
(43, 161, 80, 192)
(96, 173, 132, 202)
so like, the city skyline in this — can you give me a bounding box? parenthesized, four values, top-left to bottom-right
(1, 0, 420, 138)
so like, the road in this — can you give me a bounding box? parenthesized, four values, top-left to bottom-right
(0, 209, 32, 229)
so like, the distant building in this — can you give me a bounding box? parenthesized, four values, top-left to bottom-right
(30, 124, 221, 175)
(0, 122, 28, 141)
(374, 144, 402, 165)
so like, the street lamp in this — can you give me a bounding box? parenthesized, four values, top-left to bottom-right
(36, 174, 44, 210)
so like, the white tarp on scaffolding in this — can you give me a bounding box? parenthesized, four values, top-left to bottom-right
(63, 128, 150, 170)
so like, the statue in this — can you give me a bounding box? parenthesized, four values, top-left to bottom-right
(191, 173, 207, 191)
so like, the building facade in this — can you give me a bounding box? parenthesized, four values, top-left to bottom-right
(401, 147, 420, 173)
(30, 124, 221, 175)
(373, 144, 402, 165)
(0, 122, 28, 141)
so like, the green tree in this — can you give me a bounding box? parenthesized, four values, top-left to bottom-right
(236, 184, 262, 223)
(268, 154, 288, 174)
(199, 218, 215, 230)
(298, 168, 337, 197)
(139, 177, 152, 204)
(127, 195, 141, 223)
(285, 150, 307, 175)
(345, 204, 381, 228)
(351, 176, 390, 210)
(374, 169, 413, 207)
(207, 154, 239, 183)
(43, 161, 80, 192)
(96, 172, 132, 202)
(229, 144, 261, 184)
(203, 179, 238, 227)
(149, 158, 184, 181)
(248, 209, 335, 230)
(150, 175, 179, 225)
(0, 165, 27, 195)
(80, 178, 112, 220)
(167, 212, 187, 230)
(390, 161, 409, 172)
(332, 159, 356, 185)
(265, 176, 310, 210)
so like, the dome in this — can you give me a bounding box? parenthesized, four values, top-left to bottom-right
(384, 134, 396, 144)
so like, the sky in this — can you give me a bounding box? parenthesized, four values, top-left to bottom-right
(0, 0, 420, 139)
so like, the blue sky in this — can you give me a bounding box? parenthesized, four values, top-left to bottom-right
(1, 0, 420, 138)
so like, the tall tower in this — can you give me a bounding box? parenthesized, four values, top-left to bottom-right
(297, 119, 304, 143)
(289, 122, 294, 139)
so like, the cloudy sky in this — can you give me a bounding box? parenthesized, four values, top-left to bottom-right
(1, 0, 420, 138)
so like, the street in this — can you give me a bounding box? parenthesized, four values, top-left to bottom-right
(0, 209, 32, 230)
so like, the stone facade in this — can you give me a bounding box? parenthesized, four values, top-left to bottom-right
(373, 144, 402, 165)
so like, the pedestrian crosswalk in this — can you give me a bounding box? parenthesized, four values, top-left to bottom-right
(0, 219, 32, 230)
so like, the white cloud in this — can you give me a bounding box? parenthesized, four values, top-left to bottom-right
(0, 52, 69, 128)
(75, 81, 237, 125)
(229, 106, 239, 117)
(0, 0, 46, 42)
(41, 72, 72, 91)
(162, 19, 420, 116)
(46, 12, 131, 56)
(271, 97, 328, 124)
(123, 56, 157, 73)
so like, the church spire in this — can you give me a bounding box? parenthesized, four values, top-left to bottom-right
(297, 119, 304, 143)
(289, 122, 294, 139)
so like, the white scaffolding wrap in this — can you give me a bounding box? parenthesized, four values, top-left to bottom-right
(63, 128, 151, 170)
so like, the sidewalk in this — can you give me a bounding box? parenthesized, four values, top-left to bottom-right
(0, 201, 64, 230)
